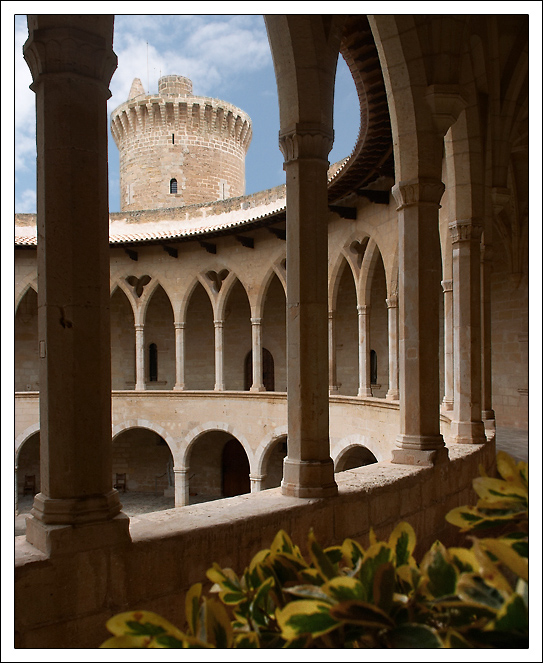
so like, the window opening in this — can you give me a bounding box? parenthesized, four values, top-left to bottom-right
(170, 178, 178, 194)
(370, 349, 377, 384)
(149, 343, 158, 382)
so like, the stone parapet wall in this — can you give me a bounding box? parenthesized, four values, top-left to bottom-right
(14, 441, 495, 648)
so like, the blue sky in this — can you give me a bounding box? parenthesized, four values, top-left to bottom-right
(12, 13, 360, 214)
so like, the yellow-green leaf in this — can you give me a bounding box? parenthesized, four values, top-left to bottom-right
(473, 476, 527, 504)
(105, 610, 184, 640)
(233, 631, 260, 648)
(496, 451, 527, 488)
(388, 522, 416, 567)
(479, 537, 528, 581)
(308, 530, 336, 580)
(420, 542, 457, 598)
(185, 583, 202, 636)
(276, 600, 339, 640)
(493, 593, 528, 632)
(100, 634, 150, 648)
(329, 600, 395, 629)
(456, 574, 505, 611)
(201, 598, 233, 648)
(322, 576, 365, 602)
(341, 538, 365, 569)
(448, 547, 479, 574)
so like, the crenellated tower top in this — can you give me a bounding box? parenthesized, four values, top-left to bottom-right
(110, 75, 252, 211)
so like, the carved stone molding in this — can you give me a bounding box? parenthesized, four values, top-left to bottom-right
(424, 84, 468, 136)
(441, 279, 453, 293)
(278, 124, 334, 163)
(357, 304, 370, 315)
(449, 219, 483, 244)
(386, 295, 398, 308)
(391, 178, 445, 210)
(23, 25, 117, 88)
(491, 187, 511, 216)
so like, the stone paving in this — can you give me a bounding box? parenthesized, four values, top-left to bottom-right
(14, 426, 528, 537)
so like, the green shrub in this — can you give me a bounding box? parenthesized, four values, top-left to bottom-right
(101, 451, 528, 648)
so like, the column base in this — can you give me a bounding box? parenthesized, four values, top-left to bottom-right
(482, 410, 496, 441)
(386, 389, 399, 401)
(357, 388, 373, 398)
(173, 384, 186, 391)
(392, 447, 449, 467)
(25, 512, 131, 556)
(250, 385, 266, 392)
(449, 420, 487, 444)
(281, 458, 338, 498)
(441, 398, 454, 413)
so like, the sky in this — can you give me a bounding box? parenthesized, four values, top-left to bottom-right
(12, 13, 360, 214)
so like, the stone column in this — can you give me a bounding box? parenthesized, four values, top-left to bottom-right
(174, 467, 189, 507)
(392, 179, 449, 466)
(135, 324, 146, 390)
(357, 305, 373, 397)
(23, 15, 130, 554)
(448, 219, 486, 444)
(328, 311, 339, 393)
(250, 317, 265, 392)
(214, 319, 225, 391)
(480, 243, 496, 439)
(441, 280, 454, 412)
(279, 125, 337, 497)
(385, 295, 399, 400)
(173, 322, 186, 390)
(250, 473, 265, 492)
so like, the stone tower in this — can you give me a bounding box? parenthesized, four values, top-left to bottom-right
(110, 75, 252, 211)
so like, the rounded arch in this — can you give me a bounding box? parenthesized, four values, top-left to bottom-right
(254, 425, 288, 477)
(181, 422, 254, 472)
(112, 419, 179, 460)
(330, 433, 384, 465)
(334, 444, 378, 473)
(15, 422, 40, 459)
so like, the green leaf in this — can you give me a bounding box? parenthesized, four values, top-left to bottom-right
(421, 541, 457, 598)
(125, 620, 166, 637)
(323, 576, 365, 602)
(308, 530, 336, 580)
(358, 543, 392, 602)
(385, 623, 442, 648)
(203, 599, 233, 648)
(329, 600, 395, 629)
(456, 574, 505, 611)
(341, 538, 365, 569)
(493, 594, 529, 632)
(442, 629, 471, 648)
(277, 600, 339, 640)
(185, 583, 202, 636)
(152, 635, 185, 648)
(233, 632, 260, 648)
(388, 522, 416, 567)
(324, 545, 344, 566)
(284, 584, 334, 603)
(100, 635, 150, 648)
(373, 561, 395, 613)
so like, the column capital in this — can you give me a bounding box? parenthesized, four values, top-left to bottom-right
(278, 123, 334, 163)
(449, 218, 483, 244)
(357, 304, 370, 315)
(250, 317, 262, 326)
(174, 322, 186, 330)
(391, 178, 445, 210)
(213, 319, 224, 329)
(441, 279, 453, 293)
(24, 19, 117, 89)
(386, 295, 398, 309)
(134, 323, 144, 332)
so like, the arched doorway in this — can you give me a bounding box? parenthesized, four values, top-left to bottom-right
(222, 438, 251, 497)
(262, 435, 288, 489)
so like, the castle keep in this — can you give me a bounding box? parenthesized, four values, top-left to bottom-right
(111, 74, 252, 210)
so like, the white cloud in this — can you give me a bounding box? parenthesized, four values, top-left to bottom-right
(15, 188, 36, 214)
